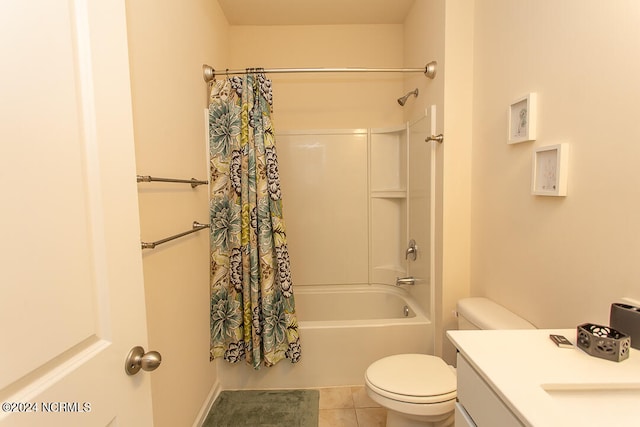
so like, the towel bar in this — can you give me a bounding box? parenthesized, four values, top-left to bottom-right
(136, 175, 208, 188)
(141, 221, 209, 250)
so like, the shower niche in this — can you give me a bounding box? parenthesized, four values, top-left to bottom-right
(370, 115, 432, 291)
(369, 125, 409, 285)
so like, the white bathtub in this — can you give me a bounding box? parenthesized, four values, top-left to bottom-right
(295, 284, 419, 322)
(218, 284, 433, 389)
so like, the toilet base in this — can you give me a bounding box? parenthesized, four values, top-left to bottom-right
(386, 409, 454, 427)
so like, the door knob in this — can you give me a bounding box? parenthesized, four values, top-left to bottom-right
(125, 346, 162, 375)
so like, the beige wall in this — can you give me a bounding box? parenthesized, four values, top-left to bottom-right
(441, 0, 475, 364)
(403, 0, 445, 353)
(471, 1, 640, 329)
(403, 0, 475, 363)
(402, 0, 445, 125)
(228, 25, 405, 129)
(125, 1, 228, 425)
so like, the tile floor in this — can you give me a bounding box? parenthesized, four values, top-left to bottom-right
(317, 386, 386, 427)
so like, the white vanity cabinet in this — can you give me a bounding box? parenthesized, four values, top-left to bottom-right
(448, 329, 640, 427)
(454, 403, 476, 427)
(454, 353, 524, 426)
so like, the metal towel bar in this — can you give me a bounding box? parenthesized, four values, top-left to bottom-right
(141, 221, 209, 250)
(137, 175, 208, 188)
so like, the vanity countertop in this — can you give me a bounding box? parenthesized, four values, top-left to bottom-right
(447, 328, 640, 427)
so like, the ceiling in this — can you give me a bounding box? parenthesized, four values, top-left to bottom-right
(217, 0, 416, 25)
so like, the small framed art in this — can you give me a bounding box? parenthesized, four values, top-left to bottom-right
(508, 93, 537, 144)
(532, 143, 569, 196)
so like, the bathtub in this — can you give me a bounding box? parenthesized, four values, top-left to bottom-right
(218, 284, 433, 389)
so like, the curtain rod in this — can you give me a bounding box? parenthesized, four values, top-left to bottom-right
(202, 61, 437, 82)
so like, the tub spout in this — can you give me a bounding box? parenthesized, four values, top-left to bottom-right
(395, 276, 415, 286)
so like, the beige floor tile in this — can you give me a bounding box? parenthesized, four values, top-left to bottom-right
(351, 386, 380, 408)
(355, 408, 387, 427)
(319, 387, 355, 409)
(318, 408, 359, 427)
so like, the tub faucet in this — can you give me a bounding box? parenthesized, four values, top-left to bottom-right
(396, 276, 415, 286)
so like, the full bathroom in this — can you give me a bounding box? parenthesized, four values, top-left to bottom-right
(6, 0, 638, 426)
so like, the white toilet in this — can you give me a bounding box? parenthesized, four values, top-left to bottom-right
(364, 297, 535, 427)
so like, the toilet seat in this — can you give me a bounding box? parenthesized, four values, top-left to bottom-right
(365, 354, 456, 404)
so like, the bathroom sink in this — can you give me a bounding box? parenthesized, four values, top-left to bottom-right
(541, 383, 640, 425)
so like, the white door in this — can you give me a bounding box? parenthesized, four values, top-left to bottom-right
(0, 0, 154, 426)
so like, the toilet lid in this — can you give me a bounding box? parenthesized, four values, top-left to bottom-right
(365, 354, 456, 402)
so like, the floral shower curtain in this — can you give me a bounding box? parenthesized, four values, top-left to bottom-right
(208, 71, 301, 369)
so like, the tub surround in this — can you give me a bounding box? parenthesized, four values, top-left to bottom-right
(276, 120, 434, 319)
(448, 329, 640, 426)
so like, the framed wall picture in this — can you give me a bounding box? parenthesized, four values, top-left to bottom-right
(508, 93, 537, 144)
(532, 143, 569, 196)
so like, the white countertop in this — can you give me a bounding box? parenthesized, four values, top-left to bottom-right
(447, 329, 640, 427)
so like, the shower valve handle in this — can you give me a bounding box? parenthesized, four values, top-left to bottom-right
(405, 239, 418, 261)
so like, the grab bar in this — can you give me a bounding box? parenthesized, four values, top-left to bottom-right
(141, 221, 210, 250)
(136, 175, 208, 188)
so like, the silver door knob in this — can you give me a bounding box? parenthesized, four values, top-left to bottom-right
(125, 346, 162, 375)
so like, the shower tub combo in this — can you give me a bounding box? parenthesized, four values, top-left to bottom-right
(218, 123, 435, 389)
(218, 284, 432, 389)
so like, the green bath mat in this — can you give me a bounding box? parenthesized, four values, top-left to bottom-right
(202, 389, 319, 427)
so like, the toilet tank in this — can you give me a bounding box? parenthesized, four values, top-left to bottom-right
(456, 297, 535, 330)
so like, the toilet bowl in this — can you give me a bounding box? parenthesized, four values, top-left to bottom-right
(364, 297, 535, 427)
(365, 354, 456, 427)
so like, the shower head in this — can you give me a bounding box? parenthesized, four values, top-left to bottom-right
(397, 88, 419, 106)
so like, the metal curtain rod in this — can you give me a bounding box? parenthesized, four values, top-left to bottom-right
(141, 221, 210, 250)
(202, 61, 437, 82)
(137, 175, 208, 188)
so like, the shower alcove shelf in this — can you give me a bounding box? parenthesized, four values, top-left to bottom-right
(369, 124, 409, 286)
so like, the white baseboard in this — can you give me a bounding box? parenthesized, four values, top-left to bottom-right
(192, 380, 222, 427)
